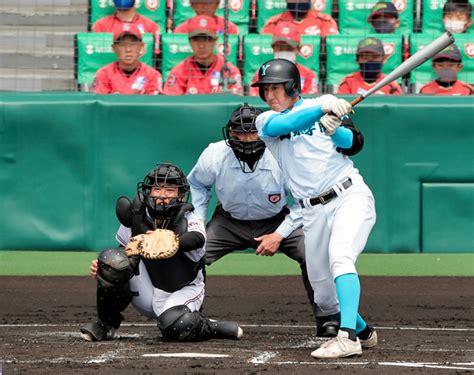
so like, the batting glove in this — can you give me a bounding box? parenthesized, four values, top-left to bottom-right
(320, 114, 342, 136)
(322, 98, 352, 118)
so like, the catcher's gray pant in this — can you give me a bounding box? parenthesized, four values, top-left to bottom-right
(204, 205, 320, 314)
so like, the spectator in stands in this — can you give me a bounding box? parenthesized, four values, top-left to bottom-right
(367, 2, 401, 33)
(338, 37, 403, 95)
(174, 0, 239, 35)
(163, 15, 243, 95)
(442, 0, 472, 34)
(92, 26, 162, 95)
(261, 0, 338, 37)
(249, 22, 318, 95)
(420, 44, 473, 95)
(93, 0, 160, 53)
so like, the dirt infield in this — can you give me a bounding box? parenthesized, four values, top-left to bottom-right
(1, 276, 473, 374)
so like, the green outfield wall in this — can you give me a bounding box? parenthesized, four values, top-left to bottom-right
(0, 94, 473, 254)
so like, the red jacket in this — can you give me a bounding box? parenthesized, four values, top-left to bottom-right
(262, 10, 338, 37)
(163, 55, 243, 95)
(249, 63, 318, 96)
(174, 15, 238, 35)
(92, 62, 162, 95)
(338, 71, 403, 95)
(93, 14, 160, 53)
(420, 80, 473, 95)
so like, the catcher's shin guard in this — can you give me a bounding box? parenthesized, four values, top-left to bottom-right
(80, 320, 115, 342)
(157, 305, 243, 342)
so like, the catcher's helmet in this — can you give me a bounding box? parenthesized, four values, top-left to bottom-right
(250, 59, 301, 101)
(222, 103, 266, 173)
(137, 163, 190, 221)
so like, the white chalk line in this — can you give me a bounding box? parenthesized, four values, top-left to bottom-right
(143, 353, 230, 358)
(1, 323, 473, 332)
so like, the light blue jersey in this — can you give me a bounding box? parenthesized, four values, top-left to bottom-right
(187, 140, 302, 238)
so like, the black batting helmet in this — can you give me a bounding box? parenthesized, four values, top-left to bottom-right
(250, 58, 301, 101)
(137, 163, 190, 221)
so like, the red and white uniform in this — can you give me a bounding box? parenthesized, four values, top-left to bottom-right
(92, 61, 162, 95)
(262, 10, 338, 37)
(93, 14, 160, 53)
(174, 15, 238, 35)
(249, 63, 318, 96)
(338, 71, 403, 95)
(163, 55, 243, 95)
(420, 80, 473, 95)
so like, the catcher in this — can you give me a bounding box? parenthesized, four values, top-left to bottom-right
(80, 163, 243, 342)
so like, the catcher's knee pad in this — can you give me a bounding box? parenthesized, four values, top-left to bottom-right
(97, 248, 134, 289)
(157, 305, 204, 342)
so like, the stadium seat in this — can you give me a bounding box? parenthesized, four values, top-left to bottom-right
(338, 0, 414, 35)
(161, 34, 239, 82)
(325, 34, 403, 92)
(75, 32, 154, 90)
(243, 34, 320, 86)
(409, 33, 474, 92)
(172, 0, 250, 34)
(88, 0, 166, 32)
(256, 0, 333, 32)
(421, 0, 474, 34)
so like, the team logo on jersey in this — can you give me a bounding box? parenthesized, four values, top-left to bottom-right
(304, 26, 321, 35)
(166, 73, 176, 86)
(188, 87, 198, 94)
(211, 71, 220, 86)
(260, 64, 271, 76)
(268, 193, 281, 204)
(132, 76, 147, 90)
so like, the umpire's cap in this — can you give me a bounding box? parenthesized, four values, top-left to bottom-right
(251, 59, 301, 101)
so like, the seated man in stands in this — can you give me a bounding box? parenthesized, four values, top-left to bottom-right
(338, 37, 403, 95)
(93, 0, 160, 53)
(92, 26, 162, 95)
(163, 15, 243, 95)
(261, 0, 338, 37)
(442, 0, 472, 33)
(174, 0, 239, 35)
(249, 22, 318, 95)
(367, 1, 401, 34)
(420, 44, 473, 95)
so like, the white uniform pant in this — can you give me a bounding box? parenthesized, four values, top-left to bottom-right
(302, 174, 376, 316)
(129, 261, 205, 318)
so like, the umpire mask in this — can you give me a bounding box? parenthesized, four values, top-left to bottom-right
(222, 103, 266, 173)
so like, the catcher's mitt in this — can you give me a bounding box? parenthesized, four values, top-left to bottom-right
(125, 229, 179, 259)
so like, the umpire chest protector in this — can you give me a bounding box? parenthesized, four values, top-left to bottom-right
(117, 196, 203, 293)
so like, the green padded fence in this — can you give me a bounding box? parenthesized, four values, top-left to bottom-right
(89, 0, 166, 32)
(173, 0, 250, 34)
(161, 34, 239, 81)
(256, 0, 333, 32)
(338, 0, 414, 35)
(76, 32, 154, 86)
(325, 34, 403, 86)
(0, 94, 473, 254)
(243, 34, 320, 85)
(421, 0, 474, 34)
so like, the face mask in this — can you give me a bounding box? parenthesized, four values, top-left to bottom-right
(287, 2, 311, 19)
(274, 50, 297, 63)
(435, 68, 457, 82)
(444, 20, 466, 33)
(229, 138, 266, 173)
(359, 61, 383, 83)
(372, 20, 397, 33)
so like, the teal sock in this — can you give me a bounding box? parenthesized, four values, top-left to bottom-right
(356, 314, 367, 334)
(335, 273, 360, 330)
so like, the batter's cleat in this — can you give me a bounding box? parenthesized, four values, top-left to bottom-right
(209, 320, 243, 340)
(359, 328, 378, 349)
(311, 330, 362, 359)
(316, 314, 340, 337)
(80, 321, 115, 342)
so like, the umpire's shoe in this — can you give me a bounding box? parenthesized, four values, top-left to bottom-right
(80, 321, 116, 342)
(311, 330, 362, 359)
(209, 320, 243, 340)
(359, 327, 378, 348)
(316, 313, 340, 337)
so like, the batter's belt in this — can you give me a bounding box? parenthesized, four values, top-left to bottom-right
(299, 178, 352, 208)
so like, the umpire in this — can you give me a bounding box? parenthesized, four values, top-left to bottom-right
(187, 103, 339, 337)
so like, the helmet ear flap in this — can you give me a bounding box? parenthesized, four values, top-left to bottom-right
(285, 80, 300, 98)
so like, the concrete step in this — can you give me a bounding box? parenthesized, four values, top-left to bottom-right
(0, 5, 88, 27)
(0, 68, 75, 91)
(0, 4, 87, 16)
(1, 0, 87, 6)
(0, 51, 73, 70)
(0, 29, 82, 48)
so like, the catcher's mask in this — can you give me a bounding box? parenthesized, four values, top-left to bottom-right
(222, 103, 266, 173)
(137, 163, 190, 224)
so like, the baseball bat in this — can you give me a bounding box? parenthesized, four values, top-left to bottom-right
(350, 32, 455, 107)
